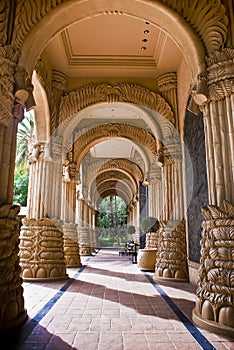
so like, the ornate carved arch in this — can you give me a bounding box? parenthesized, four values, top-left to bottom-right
(95, 183, 132, 206)
(98, 159, 144, 182)
(11, 0, 228, 58)
(59, 83, 173, 127)
(96, 189, 130, 207)
(95, 171, 137, 196)
(73, 123, 157, 170)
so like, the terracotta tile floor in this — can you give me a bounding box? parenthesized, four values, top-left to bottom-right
(5, 248, 234, 349)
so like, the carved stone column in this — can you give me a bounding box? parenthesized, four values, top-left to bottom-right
(0, 204, 27, 331)
(192, 49, 234, 336)
(0, 47, 28, 330)
(157, 72, 178, 130)
(19, 138, 68, 281)
(196, 49, 234, 207)
(63, 222, 81, 268)
(0, 47, 18, 203)
(154, 145, 188, 281)
(155, 220, 187, 281)
(77, 198, 92, 256)
(193, 201, 234, 337)
(61, 161, 81, 267)
(19, 218, 67, 281)
(161, 145, 184, 222)
(148, 167, 163, 220)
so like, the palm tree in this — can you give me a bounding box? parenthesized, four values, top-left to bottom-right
(16, 110, 34, 168)
(13, 110, 35, 206)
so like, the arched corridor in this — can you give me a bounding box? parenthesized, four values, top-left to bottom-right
(0, 0, 234, 343)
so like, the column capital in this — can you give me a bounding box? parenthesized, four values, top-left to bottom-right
(157, 72, 177, 92)
(158, 143, 182, 166)
(206, 48, 234, 101)
(52, 70, 68, 91)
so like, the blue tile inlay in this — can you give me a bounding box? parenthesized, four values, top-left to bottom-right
(143, 272, 216, 350)
(16, 263, 87, 347)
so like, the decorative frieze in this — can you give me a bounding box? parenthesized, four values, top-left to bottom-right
(193, 200, 234, 336)
(0, 204, 27, 331)
(162, 0, 228, 54)
(19, 218, 68, 281)
(155, 220, 188, 281)
(59, 83, 173, 127)
(74, 123, 158, 171)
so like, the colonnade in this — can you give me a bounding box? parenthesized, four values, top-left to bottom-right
(0, 43, 233, 337)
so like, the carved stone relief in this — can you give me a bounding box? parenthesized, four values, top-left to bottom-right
(193, 200, 234, 336)
(73, 123, 157, 171)
(0, 204, 27, 331)
(59, 83, 173, 128)
(11, 1, 228, 57)
(63, 222, 82, 268)
(19, 218, 68, 281)
(155, 220, 188, 281)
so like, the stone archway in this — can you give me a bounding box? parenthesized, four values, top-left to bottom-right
(15, 0, 227, 77)
(72, 123, 158, 172)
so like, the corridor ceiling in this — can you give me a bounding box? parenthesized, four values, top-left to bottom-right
(44, 14, 182, 78)
(42, 11, 183, 205)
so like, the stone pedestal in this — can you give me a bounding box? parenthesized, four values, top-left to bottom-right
(192, 201, 234, 337)
(19, 218, 68, 281)
(78, 226, 92, 256)
(0, 204, 27, 331)
(138, 249, 157, 271)
(63, 222, 82, 267)
(155, 220, 188, 281)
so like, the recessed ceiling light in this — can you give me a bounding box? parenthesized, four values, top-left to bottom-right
(141, 46, 147, 51)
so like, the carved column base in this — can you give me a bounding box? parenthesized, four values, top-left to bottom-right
(63, 222, 82, 267)
(154, 220, 188, 282)
(192, 202, 234, 337)
(78, 227, 92, 256)
(19, 218, 68, 282)
(0, 204, 27, 331)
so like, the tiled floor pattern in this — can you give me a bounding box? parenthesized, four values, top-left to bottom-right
(5, 248, 234, 349)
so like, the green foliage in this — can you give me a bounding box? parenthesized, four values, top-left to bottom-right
(141, 216, 159, 233)
(97, 196, 127, 228)
(16, 111, 34, 167)
(13, 111, 34, 206)
(13, 171, 29, 206)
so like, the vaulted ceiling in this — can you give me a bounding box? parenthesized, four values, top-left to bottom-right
(42, 11, 183, 205)
(44, 13, 182, 78)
